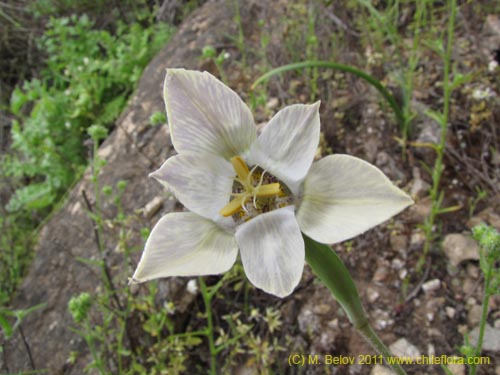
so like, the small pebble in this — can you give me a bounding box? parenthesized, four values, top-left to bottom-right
(446, 306, 456, 319)
(467, 304, 483, 327)
(366, 287, 380, 303)
(143, 196, 164, 218)
(371, 364, 395, 375)
(392, 258, 404, 270)
(470, 324, 500, 352)
(265, 97, 279, 110)
(442, 234, 480, 266)
(428, 343, 435, 356)
(466, 264, 479, 279)
(373, 266, 389, 282)
(389, 338, 421, 359)
(422, 279, 441, 293)
(399, 269, 408, 279)
(410, 230, 426, 246)
(448, 362, 465, 375)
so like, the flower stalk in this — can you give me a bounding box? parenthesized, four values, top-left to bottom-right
(304, 235, 408, 375)
(199, 277, 218, 375)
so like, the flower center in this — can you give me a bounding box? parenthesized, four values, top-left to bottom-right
(219, 156, 291, 220)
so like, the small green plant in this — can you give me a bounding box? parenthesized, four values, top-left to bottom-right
(201, 45, 229, 84)
(305, 5, 319, 101)
(459, 224, 500, 375)
(356, 0, 414, 139)
(418, 0, 463, 271)
(468, 187, 487, 217)
(68, 292, 92, 324)
(0, 303, 46, 372)
(149, 111, 167, 126)
(198, 266, 252, 375)
(232, 0, 246, 68)
(257, 19, 270, 71)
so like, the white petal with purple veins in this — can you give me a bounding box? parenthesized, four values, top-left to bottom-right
(246, 102, 320, 194)
(236, 206, 304, 297)
(164, 69, 256, 159)
(131, 212, 238, 282)
(150, 152, 234, 223)
(297, 154, 414, 244)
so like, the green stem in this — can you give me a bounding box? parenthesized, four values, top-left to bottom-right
(214, 60, 228, 85)
(199, 277, 217, 375)
(419, 0, 457, 271)
(83, 320, 108, 374)
(470, 262, 493, 375)
(233, 0, 246, 67)
(304, 235, 408, 375)
(251, 60, 405, 128)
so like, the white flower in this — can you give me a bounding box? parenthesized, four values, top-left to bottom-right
(472, 87, 495, 100)
(131, 69, 413, 297)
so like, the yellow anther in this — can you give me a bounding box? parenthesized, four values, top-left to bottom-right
(230, 156, 250, 183)
(220, 195, 246, 217)
(254, 183, 280, 197)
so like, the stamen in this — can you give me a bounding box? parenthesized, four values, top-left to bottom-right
(258, 170, 267, 187)
(255, 183, 281, 197)
(230, 156, 250, 183)
(219, 195, 246, 217)
(221, 156, 284, 218)
(241, 197, 250, 214)
(247, 165, 259, 187)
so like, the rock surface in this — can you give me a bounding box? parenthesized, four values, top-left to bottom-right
(442, 233, 480, 267)
(470, 325, 500, 353)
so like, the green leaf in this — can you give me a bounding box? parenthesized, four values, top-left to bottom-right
(10, 88, 28, 115)
(425, 109, 445, 126)
(451, 72, 472, 90)
(6, 183, 56, 212)
(99, 95, 126, 125)
(303, 235, 367, 329)
(14, 303, 46, 321)
(251, 60, 405, 128)
(76, 257, 103, 267)
(0, 314, 13, 338)
(185, 336, 203, 346)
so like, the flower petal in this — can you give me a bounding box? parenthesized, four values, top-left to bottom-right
(150, 152, 234, 224)
(297, 155, 414, 244)
(235, 206, 304, 297)
(131, 212, 238, 282)
(246, 102, 320, 194)
(164, 69, 256, 159)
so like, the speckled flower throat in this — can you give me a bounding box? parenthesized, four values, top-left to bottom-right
(219, 156, 293, 222)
